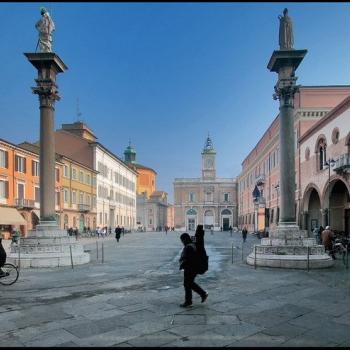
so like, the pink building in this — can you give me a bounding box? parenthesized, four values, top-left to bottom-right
(238, 86, 350, 233)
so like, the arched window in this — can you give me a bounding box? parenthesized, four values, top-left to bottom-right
(187, 208, 197, 216)
(316, 136, 327, 171)
(221, 209, 232, 215)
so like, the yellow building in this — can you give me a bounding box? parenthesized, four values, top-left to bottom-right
(60, 156, 98, 232)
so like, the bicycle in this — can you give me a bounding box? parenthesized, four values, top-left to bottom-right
(0, 263, 19, 285)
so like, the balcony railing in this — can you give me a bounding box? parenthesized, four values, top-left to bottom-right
(15, 198, 35, 208)
(334, 153, 350, 173)
(78, 204, 91, 212)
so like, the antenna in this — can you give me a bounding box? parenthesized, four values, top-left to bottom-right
(76, 97, 82, 122)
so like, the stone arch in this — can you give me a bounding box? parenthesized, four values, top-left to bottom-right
(302, 184, 322, 233)
(314, 134, 327, 153)
(186, 208, 197, 216)
(314, 134, 327, 171)
(221, 209, 232, 215)
(321, 175, 350, 210)
(302, 183, 322, 212)
(345, 132, 350, 152)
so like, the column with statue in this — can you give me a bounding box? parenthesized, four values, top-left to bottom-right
(8, 8, 90, 267)
(246, 9, 333, 269)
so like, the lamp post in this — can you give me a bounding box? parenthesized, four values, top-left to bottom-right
(324, 158, 335, 227)
(275, 184, 280, 225)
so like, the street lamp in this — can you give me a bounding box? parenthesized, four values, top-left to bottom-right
(324, 158, 335, 227)
(274, 184, 280, 225)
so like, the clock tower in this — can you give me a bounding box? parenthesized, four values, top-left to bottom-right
(202, 134, 216, 180)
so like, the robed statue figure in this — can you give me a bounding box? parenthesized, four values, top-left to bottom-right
(278, 8, 294, 50)
(35, 7, 55, 53)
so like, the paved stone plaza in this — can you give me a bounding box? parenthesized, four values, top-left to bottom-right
(1, 231, 350, 347)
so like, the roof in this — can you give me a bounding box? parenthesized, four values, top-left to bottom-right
(15, 142, 63, 163)
(131, 163, 157, 174)
(150, 191, 168, 197)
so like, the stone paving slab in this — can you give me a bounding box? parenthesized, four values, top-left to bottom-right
(2, 230, 350, 347)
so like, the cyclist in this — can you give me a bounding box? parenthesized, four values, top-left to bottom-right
(0, 237, 7, 277)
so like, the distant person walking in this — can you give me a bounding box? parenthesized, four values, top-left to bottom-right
(242, 226, 248, 243)
(321, 226, 336, 260)
(115, 226, 121, 242)
(179, 233, 208, 308)
(229, 225, 233, 236)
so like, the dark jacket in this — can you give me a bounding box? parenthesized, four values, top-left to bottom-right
(0, 238, 6, 267)
(179, 243, 198, 271)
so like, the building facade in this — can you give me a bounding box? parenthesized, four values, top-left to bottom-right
(124, 143, 169, 231)
(174, 136, 238, 231)
(55, 122, 137, 231)
(60, 156, 98, 231)
(299, 96, 350, 235)
(0, 139, 63, 239)
(237, 86, 350, 233)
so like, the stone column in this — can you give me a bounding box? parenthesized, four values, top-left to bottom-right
(24, 52, 67, 223)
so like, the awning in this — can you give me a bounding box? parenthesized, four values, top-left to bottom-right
(32, 209, 40, 219)
(0, 207, 27, 225)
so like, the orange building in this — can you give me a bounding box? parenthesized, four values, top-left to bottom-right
(0, 139, 63, 239)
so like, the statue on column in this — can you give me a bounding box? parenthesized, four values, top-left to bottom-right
(35, 7, 55, 53)
(278, 8, 294, 50)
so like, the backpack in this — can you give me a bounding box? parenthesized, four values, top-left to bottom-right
(191, 235, 209, 275)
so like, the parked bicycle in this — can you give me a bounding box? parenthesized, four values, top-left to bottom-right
(0, 263, 19, 285)
(333, 234, 350, 265)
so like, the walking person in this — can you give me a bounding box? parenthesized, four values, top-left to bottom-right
(115, 226, 121, 242)
(179, 233, 208, 307)
(229, 225, 233, 236)
(242, 226, 248, 243)
(321, 226, 336, 260)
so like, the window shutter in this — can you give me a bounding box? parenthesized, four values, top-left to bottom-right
(15, 155, 18, 171)
(32, 160, 35, 176)
(24, 158, 27, 173)
(5, 181, 9, 198)
(5, 151, 8, 169)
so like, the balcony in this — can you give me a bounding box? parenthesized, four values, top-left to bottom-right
(334, 153, 350, 174)
(78, 204, 91, 212)
(15, 198, 35, 208)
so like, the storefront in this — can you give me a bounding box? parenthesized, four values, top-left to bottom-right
(0, 207, 27, 239)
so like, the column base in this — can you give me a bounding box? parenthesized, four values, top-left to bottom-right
(8, 224, 90, 268)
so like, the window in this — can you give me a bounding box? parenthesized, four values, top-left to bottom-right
(92, 195, 96, 208)
(63, 165, 69, 178)
(79, 192, 84, 204)
(92, 176, 96, 187)
(0, 150, 8, 168)
(64, 188, 69, 203)
(224, 193, 229, 202)
(79, 171, 84, 183)
(72, 168, 77, 180)
(17, 183, 25, 200)
(55, 168, 60, 182)
(32, 160, 39, 176)
(85, 174, 91, 185)
(86, 194, 91, 205)
(189, 192, 195, 202)
(55, 192, 60, 206)
(99, 212, 102, 225)
(15, 155, 26, 173)
(332, 128, 340, 145)
(72, 191, 76, 204)
(0, 180, 9, 199)
(34, 186, 40, 202)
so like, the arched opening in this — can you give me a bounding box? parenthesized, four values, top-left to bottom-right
(328, 180, 350, 234)
(315, 136, 327, 171)
(31, 211, 40, 230)
(221, 209, 232, 231)
(307, 189, 321, 234)
(204, 210, 214, 230)
(186, 208, 197, 231)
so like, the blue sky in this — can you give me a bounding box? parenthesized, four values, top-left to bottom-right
(2, 2, 350, 202)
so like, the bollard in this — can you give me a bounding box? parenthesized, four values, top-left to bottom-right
(102, 242, 104, 264)
(231, 243, 234, 264)
(254, 245, 257, 270)
(69, 245, 74, 269)
(96, 241, 99, 261)
(18, 238, 21, 271)
(307, 246, 310, 272)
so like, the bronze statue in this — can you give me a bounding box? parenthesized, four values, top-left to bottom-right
(278, 8, 294, 50)
(35, 7, 55, 53)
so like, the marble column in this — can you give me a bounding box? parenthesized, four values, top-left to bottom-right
(24, 52, 67, 222)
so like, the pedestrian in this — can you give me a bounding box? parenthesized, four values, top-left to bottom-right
(321, 226, 336, 260)
(115, 226, 121, 242)
(210, 225, 213, 235)
(179, 232, 208, 307)
(165, 226, 168, 235)
(122, 226, 125, 236)
(74, 227, 78, 240)
(242, 226, 248, 242)
(229, 225, 233, 236)
(0, 237, 7, 278)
